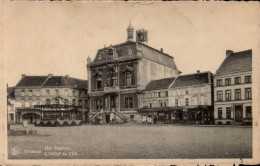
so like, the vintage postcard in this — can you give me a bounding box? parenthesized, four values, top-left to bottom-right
(0, 1, 259, 165)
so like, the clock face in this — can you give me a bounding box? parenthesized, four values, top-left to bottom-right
(128, 49, 132, 55)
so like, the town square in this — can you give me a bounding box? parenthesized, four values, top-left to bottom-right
(8, 124, 252, 159)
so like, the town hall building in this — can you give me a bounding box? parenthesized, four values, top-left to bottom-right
(87, 23, 181, 123)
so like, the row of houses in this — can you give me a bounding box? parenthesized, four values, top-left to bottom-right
(7, 75, 88, 124)
(7, 23, 252, 125)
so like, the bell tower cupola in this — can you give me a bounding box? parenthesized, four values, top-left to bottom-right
(127, 21, 134, 41)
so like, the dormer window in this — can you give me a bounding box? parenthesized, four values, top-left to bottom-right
(97, 54, 102, 60)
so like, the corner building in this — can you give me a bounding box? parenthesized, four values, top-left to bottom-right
(87, 23, 181, 123)
(214, 50, 252, 125)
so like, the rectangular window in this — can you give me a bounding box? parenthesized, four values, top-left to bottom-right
(130, 115, 134, 121)
(204, 97, 208, 105)
(37, 90, 40, 96)
(225, 90, 231, 101)
(165, 91, 168, 97)
(217, 79, 223, 86)
(246, 106, 252, 118)
(185, 98, 189, 106)
(149, 103, 152, 108)
(225, 78, 231, 86)
(65, 90, 68, 96)
(175, 99, 178, 107)
(153, 92, 157, 98)
(143, 101, 146, 108)
(217, 91, 223, 101)
(245, 88, 252, 99)
(73, 99, 76, 106)
(29, 100, 32, 107)
(46, 99, 50, 105)
(197, 96, 201, 105)
(218, 108, 222, 119)
(73, 90, 76, 96)
(235, 77, 241, 84)
(235, 89, 241, 100)
(21, 100, 25, 107)
(10, 114, 14, 121)
(185, 90, 189, 95)
(79, 100, 83, 106)
(112, 76, 118, 86)
(37, 99, 40, 105)
(158, 92, 161, 97)
(126, 73, 132, 86)
(159, 100, 163, 107)
(97, 76, 102, 89)
(29, 90, 32, 96)
(164, 101, 167, 107)
(125, 97, 133, 108)
(21, 90, 25, 96)
(245, 75, 251, 83)
(55, 98, 59, 104)
(55, 89, 59, 96)
(226, 107, 231, 119)
(46, 90, 50, 96)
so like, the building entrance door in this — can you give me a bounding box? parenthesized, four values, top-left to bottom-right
(105, 115, 110, 123)
(235, 105, 243, 122)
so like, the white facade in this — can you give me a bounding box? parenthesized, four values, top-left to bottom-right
(214, 71, 252, 125)
(168, 84, 212, 107)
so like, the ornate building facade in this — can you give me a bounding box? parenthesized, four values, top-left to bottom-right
(214, 50, 252, 125)
(87, 23, 181, 123)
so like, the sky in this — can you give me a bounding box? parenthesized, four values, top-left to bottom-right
(3, 2, 259, 86)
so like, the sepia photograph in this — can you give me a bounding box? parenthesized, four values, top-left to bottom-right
(1, 1, 259, 165)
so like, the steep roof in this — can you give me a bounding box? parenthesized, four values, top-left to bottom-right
(170, 72, 212, 88)
(65, 77, 88, 89)
(43, 76, 69, 87)
(15, 75, 88, 90)
(145, 77, 176, 91)
(90, 41, 179, 71)
(216, 49, 252, 75)
(16, 76, 48, 87)
(139, 42, 178, 70)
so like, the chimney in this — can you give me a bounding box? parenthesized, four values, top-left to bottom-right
(65, 75, 69, 79)
(48, 74, 53, 78)
(208, 72, 212, 83)
(160, 48, 163, 53)
(197, 70, 200, 73)
(87, 56, 92, 64)
(21, 74, 26, 79)
(226, 50, 233, 58)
